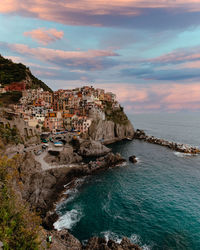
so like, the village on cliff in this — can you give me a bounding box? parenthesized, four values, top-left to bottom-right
(0, 82, 119, 135)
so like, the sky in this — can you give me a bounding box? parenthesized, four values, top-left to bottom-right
(1, 0, 200, 113)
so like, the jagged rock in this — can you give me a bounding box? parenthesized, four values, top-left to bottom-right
(44, 145, 82, 165)
(129, 155, 137, 163)
(84, 237, 141, 250)
(88, 119, 134, 144)
(78, 139, 111, 157)
(120, 237, 141, 250)
(85, 237, 109, 250)
(134, 129, 200, 154)
(50, 230, 82, 250)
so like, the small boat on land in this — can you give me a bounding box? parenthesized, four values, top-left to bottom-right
(54, 141, 63, 147)
(127, 137, 132, 141)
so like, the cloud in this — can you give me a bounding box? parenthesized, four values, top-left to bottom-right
(114, 82, 200, 113)
(24, 28, 64, 45)
(1, 0, 200, 29)
(0, 42, 119, 71)
(147, 47, 200, 65)
(121, 67, 200, 81)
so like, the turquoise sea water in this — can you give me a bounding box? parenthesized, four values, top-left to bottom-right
(54, 112, 200, 250)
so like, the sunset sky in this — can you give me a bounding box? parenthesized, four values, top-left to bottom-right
(1, 0, 200, 113)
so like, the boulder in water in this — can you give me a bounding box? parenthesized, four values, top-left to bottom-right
(129, 155, 137, 163)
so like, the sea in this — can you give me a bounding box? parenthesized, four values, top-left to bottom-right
(54, 112, 200, 250)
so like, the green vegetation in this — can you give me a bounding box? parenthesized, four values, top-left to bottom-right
(0, 91, 22, 106)
(0, 156, 41, 249)
(0, 56, 26, 84)
(0, 125, 22, 145)
(104, 101, 129, 125)
(29, 72, 52, 92)
(0, 55, 52, 92)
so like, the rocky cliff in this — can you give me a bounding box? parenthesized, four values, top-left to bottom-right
(14, 151, 141, 250)
(88, 117, 134, 144)
(88, 102, 134, 143)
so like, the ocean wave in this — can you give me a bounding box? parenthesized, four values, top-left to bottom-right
(130, 233, 141, 244)
(130, 234, 152, 250)
(102, 192, 112, 214)
(101, 231, 122, 243)
(54, 208, 83, 231)
(174, 152, 197, 158)
(136, 157, 141, 163)
(101, 231, 151, 250)
(142, 244, 152, 250)
(57, 177, 87, 209)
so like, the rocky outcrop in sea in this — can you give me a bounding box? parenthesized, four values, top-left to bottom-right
(134, 129, 200, 154)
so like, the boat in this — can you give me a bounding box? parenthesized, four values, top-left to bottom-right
(54, 141, 63, 147)
(127, 137, 132, 141)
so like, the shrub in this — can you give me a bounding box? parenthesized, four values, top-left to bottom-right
(0, 156, 41, 249)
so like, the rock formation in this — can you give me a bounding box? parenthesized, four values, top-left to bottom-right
(134, 129, 200, 154)
(17, 151, 126, 228)
(88, 119, 134, 144)
(129, 155, 137, 163)
(45, 231, 142, 250)
(78, 139, 111, 156)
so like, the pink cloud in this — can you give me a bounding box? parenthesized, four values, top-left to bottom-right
(1, 0, 200, 26)
(102, 82, 200, 113)
(147, 47, 200, 65)
(2, 42, 118, 70)
(24, 28, 64, 45)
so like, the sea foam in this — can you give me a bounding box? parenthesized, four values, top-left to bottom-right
(54, 207, 83, 230)
(174, 152, 196, 158)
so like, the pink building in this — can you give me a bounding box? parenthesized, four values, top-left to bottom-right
(44, 111, 63, 132)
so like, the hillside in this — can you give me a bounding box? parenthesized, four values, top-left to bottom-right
(0, 55, 52, 92)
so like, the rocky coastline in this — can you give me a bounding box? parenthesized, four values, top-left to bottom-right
(134, 129, 200, 154)
(11, 135, 142, 249)
(0, 101, 138, 249)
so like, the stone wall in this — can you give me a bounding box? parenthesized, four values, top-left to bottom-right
(0, 110, 39, 140)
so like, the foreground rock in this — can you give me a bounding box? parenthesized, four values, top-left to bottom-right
(85, 237, 141, 250)
(45, 144, 82, 165)
(48, 230, 82, 250)
(44, 231, 142, 250)
(134, 129, 200, 154)
(18, 151, 125, 229)
(14, 151, 131, 249)
(78, 139, 111, 157)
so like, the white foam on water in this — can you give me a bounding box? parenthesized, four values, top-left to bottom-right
(130, 234, 152, 250)
(101, 231, 151, 249)
(142, 244, 152, 250)
(102, 231, 122, 244)
(136, 157, 141, 163)
(54, 208, 83, 231)
(102, 192, 112, 214)
(57, 177, 87, 209)
(116, 161, 127, 167)
(130, 233, 141, 244)
(174, 152, 195, 158)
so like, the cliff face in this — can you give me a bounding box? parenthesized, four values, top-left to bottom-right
(88, 117, 134, 143)
(88, 102, 134, 143)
